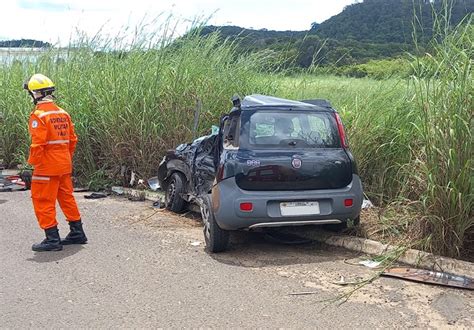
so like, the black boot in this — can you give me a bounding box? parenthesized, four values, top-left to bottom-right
(32, 227, 63, 252)
(61, 220, 88, 245)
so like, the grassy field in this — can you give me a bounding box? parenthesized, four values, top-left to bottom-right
(0, 19, 472, 258)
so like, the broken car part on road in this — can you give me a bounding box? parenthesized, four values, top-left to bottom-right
(84, 192, 108, 199)
(382, 268, 474, 290)
(0, 174, 27, 192)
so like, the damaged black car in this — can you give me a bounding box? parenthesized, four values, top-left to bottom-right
(158, 95, 363, 252)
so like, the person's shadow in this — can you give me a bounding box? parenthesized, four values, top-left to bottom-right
(26, 245, 85, 263)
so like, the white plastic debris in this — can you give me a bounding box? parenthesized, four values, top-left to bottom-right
(111, 186, 124, 195)
(190, 241, 202, 247)
(129, 171, 136, 186)
(362, 199, 374, 209)
(147, 177, 160, 191)
(359, 259, 382, 268)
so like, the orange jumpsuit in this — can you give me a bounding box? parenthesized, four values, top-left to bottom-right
(28, 100, 81, 229)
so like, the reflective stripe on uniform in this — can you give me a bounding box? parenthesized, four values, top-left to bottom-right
(47, 140, 70, 145)
(32, 176, 50, 181)
(37, 110, 66, 118)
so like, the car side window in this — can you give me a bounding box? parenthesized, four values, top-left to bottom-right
(223, 115, 240, 149)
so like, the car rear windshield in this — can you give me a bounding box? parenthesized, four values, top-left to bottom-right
(244, 110, 341, 148)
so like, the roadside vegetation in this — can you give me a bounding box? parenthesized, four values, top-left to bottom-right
(0, 6, 472, 258)
(0, 31, 278, 184)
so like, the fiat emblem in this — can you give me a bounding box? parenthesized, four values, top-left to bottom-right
(291, 158, 302, 169)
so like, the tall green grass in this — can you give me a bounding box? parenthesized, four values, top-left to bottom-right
(278, 10, 472, 257)
(408, 15, 473, 257)
(0, 25, 277, 183)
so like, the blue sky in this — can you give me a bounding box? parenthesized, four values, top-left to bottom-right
(2, 0, 358, 45)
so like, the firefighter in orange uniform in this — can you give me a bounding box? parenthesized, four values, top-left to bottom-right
(23, 74, 87, 252)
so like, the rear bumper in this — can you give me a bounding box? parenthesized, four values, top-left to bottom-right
(211, 174, 363, 230)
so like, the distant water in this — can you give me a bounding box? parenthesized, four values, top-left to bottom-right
(0, 48, 68, 65)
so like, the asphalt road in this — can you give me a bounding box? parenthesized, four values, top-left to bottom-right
(1, 191, 473, 328)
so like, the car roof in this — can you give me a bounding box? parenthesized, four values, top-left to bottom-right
(239, 94, 334, 112)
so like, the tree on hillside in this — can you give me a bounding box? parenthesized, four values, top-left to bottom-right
(316, 0, 473, 44)
(0, 39, 51, 48)
(196, 0, 472, 68)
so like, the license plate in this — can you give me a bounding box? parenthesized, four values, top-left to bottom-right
(280, 201, 320, 216)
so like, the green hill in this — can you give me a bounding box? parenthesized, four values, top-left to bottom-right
(201, 0, 473, 67)
(317, 0, 473, 44)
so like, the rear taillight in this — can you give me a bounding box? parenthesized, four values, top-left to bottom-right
(344, 199, 354, 207)
(240, 202, 253, 212)
(334, 113, 348, 149)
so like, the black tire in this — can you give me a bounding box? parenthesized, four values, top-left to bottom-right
(201, 195, 229, 253)
(325, 216, 360, 232)
(165, 172, 187, 213)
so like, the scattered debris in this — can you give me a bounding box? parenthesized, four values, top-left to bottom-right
(152, 199, 164, 209)
(84, 192, 108, 199)
(0, 175, 26, 192)
(359, 259, 383, 268)
(111, 186, 124, 195)
(129, 171, 136, 186)
(382, 268, 474, 290)
(362, 199, 374, 209)
(190, 241, 202, 247)
(147, 177, 160, 191)
(332, 276, 363, 286)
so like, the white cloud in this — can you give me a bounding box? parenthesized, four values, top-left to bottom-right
(2, 0, 357, 45)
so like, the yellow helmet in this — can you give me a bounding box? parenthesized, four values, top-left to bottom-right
(23, 74, 55, 93)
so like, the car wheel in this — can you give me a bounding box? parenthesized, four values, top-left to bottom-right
(165, 172, 187, 213)
(201, 195, 229, 253)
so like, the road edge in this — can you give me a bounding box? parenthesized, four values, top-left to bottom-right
(314, 231, 474, 278)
